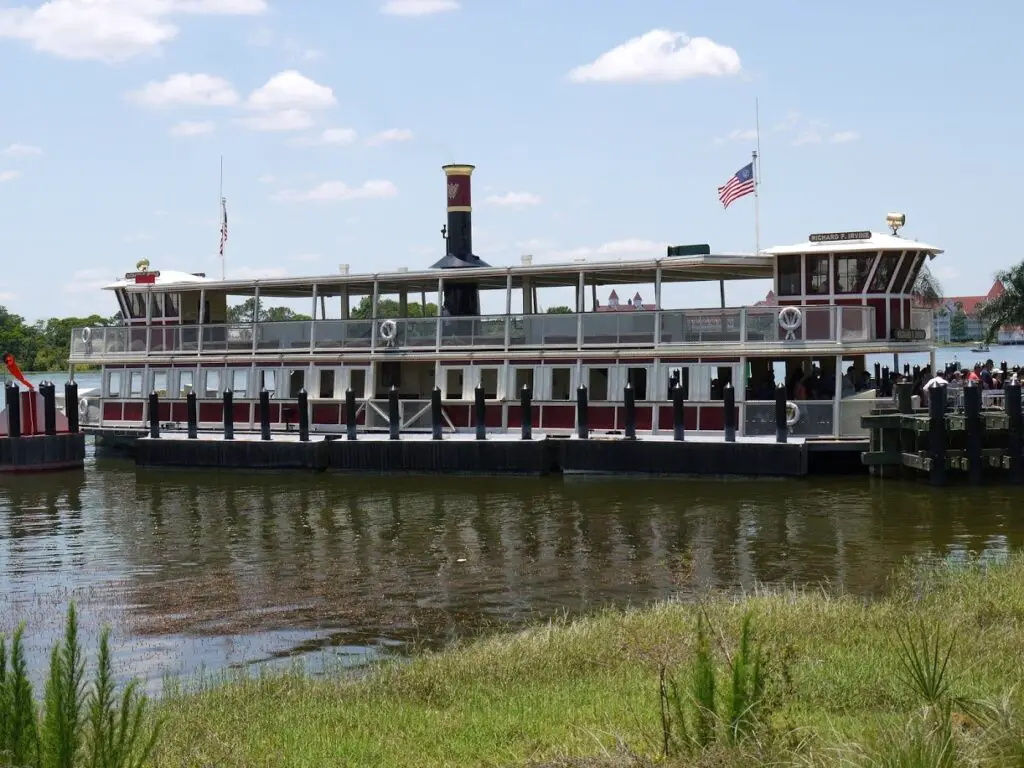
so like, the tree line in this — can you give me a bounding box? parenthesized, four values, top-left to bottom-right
(0, 306, 119, 372)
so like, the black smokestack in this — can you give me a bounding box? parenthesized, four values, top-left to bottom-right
(431, 163, 488, 316)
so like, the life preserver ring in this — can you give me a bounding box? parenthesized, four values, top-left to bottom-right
(785, 401, 801, 427)
(78, 398, 89, 417)
(379, 319, 398, 342)
(80, 327, 92, 343)
(778, 306, 802, 339)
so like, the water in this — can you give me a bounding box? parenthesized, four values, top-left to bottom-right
(1, 449, 1022, 691)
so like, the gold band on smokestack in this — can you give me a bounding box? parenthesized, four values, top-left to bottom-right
(443, 164, 474, 213)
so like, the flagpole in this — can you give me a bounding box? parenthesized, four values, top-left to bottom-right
(753, 98, 761, 255)
(219, 155, 225, 280)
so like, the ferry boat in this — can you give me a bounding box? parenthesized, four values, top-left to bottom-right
(69, 165, 940, 440)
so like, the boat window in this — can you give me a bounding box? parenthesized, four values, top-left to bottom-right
(869, 251, 901, 292)
(349, 369, 366, 398)
(551, 368, 572, 400)
(901, 253, 927, 293)
(260, 370, 277, 395)
(319, 370, 336, 399)
(479, 368, 499, 400)
(152, 371, 168, 397)
(776, 254, 801, 296)
(626, 367, 648, 400)
(891, 252, 915, 296)
(445, 368, 464, 399)
(164, 293, 180, 318)
(288, 370, 305, 399)
(514, 368, 534, 395)
(805, 254, 830, 295)
(667, 367, 689, 400)
(834, 254, 874, 294)
(107, 371, 123, 398)
(710, 366, 733, 401)
(178, 371, 194, 397)
(129, 372, 143, 398)
(149, 294, 163, 319)
(204, 370, 221, 398)
(126, 292, 146, 319)
(232, 369, 249, 396)
(588, 367, 609, 401)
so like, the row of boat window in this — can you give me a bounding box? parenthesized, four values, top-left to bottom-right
(776, 251, 925, 296)
(102, 365, 743, 402)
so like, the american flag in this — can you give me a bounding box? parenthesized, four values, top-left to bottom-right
(219, 197, 228, 257)
(717, 162, 755, 209)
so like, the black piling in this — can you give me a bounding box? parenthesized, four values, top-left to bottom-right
(873, 362, 881, 392)
(723, 384, 736, 442)
(41, 382, 57, 436)
(148, 392, 160, 439)
(623, 383, 636, 440)
(672, 383, 684, 441)
(896, 381, 913, 414)
(475, 385, 486, 441)
(520, 385, 532, 441)
(928, 384, 947, 486)
(903, 363, 911, 378)
(260, 389, 272, 441)
(964, 381, 983, 484)
(4, 383, 20, 439)
(775, 384, 787, 444)
(576, 385, 589, 439)
(65, 381, 79, 433)
(389, 386, 401, 440)
(345, 388, 357, 440)
(431, 386, 443, 440)
(1006, 382, 1023, 483)
(186, 390, 198, 439)
(223, 389, 234, 441)
(297, 388, 309, 442)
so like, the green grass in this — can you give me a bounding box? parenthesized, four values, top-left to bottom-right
(151, 554, 1024, 767)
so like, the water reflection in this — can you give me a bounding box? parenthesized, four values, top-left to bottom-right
(1, 453, 1022, 686)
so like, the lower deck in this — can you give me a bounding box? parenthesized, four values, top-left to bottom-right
(79, 350, 930, 439)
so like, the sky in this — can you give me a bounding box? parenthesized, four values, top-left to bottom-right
(0, 0, 1019, 320)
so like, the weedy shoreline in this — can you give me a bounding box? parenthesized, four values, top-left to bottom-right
(149, 554, 1024, 767)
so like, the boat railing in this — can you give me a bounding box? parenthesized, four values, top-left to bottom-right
(68, 305, 886, 360)
(910, 308, 934, 339)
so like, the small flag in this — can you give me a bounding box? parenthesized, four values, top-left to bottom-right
(717, 162, 755, 209)
(219, 197, 228, 257)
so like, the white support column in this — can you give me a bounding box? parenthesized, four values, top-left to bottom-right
(251, 285, 260, 353)
(654, 265, 663, 347)
(370, 279, 379, 352)
(504, 273, 512, 350)
(435, 277, 444, 350)
(310, 283, 318, 352)
(197, 288, 206, 354)
(833, 353, 843, 437)
(576, 271, 585, 349)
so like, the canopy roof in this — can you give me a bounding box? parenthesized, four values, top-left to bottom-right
(765, 231, 944, 256)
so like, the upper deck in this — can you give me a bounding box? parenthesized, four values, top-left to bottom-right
(68, 230, 940, 364)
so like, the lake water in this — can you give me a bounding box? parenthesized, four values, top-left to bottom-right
(2, 345, 1023, 691)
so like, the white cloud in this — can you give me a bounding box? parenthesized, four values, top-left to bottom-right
(129, 73, 239, 107)
(274, 180, 399, 202)
(485, 191, 542, 208)
(2, 143, 42, 157)
(169, 120, 215, 137)
(779, 113, 859, 146)
(550, 238, 664, 261)
(257, 173, 276, 184)
(365, 128, 413, 146)
(829, 130, 860, 144)
(0, 0, 266, 63)
(236, 109, 314, 132)
(714, 128, 757, 146)
(246, 70, 335, 111)
(0, 292, 14, 302)
(289, 127, 357, 146)
(230, 265, 288, 280)
(62, 267, 113, 294)
(0, 170, 21, 183)
(568, 30, 741, 83)
(381, 0, 459, 16)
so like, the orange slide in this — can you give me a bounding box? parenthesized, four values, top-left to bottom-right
(2, 353, 34, 390)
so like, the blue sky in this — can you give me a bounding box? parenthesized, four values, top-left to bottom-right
(0, 0, 1017, 320)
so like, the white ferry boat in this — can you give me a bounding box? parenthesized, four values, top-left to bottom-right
(69, 164, 940, 439)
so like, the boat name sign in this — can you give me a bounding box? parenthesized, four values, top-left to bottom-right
(808, 231, 871, 243)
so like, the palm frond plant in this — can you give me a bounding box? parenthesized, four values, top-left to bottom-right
(912, 262, 944, 305)
(979, 263, 1024, 344)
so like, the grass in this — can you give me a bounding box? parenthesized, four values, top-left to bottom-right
(150, 553, 1024, 767)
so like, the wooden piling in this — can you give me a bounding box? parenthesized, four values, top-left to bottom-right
(623, 383, 636, 440)
(576, 385, 589, 439)
(928, 384, 947, 486)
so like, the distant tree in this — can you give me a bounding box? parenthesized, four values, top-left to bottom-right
(979, 263, 1024, 343)
(545, 306, 574, 314)
(0, 307, 116, 371)
(949, 301, 969, 342)
(911, 263, 943, 304)
(350, 297, 438, 319)
(228, 298, 311, 323)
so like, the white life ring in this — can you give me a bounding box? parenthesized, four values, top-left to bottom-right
(778, 306, 803, 340)
(80, 327, 92, 343)
(379, 319, 398, 342)
(78, 398, 89, 417)
(785, 401, 801, 427)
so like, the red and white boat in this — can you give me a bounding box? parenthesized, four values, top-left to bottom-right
(70, 165, 940, 440)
